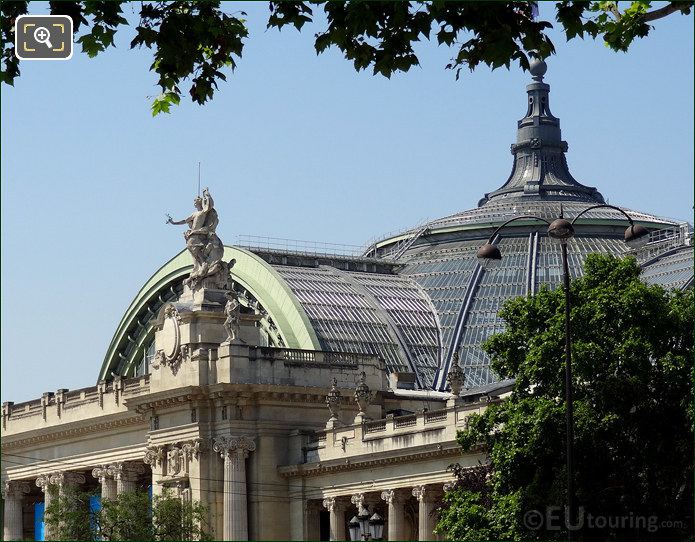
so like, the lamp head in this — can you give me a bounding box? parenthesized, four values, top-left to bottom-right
(348, 516, 360, 541)
(548, 218, 575, 243)
(624, 224, 649, 249)
(476, 243, 502, 269)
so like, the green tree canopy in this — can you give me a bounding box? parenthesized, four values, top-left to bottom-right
(437, 254, 693, 541)
(1, 1, 691, 114)
(44, 487, 211, 541)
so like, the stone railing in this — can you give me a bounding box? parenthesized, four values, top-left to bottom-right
(2, 375, 150, 434)
(257, 347, 379, 368)
(305, 400, 496, 463)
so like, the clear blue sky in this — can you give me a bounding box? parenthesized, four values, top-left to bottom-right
(2, 3, 692, 402)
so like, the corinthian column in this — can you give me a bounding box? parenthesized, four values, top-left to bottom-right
(110, 462, 145, 494)
(36, 474, 55, 540)
(3, 481, 30, 541)
(213, 435, 256, 541)
(92, 466, 117, 501)
(381, 489, 406, 540)
(322, 497, 347, 541)
(412, 485, 436, 541)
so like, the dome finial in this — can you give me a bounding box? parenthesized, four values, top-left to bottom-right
(529, 58, 547, 82)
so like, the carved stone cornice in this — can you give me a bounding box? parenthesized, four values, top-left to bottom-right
(278, 444, 463, 478)
(1, 413, 146, 450)
(126, 386, 206, 414)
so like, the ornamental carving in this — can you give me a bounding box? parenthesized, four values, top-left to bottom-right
(91, 466, 114, 484)
(447, 353, 466, 396)
(212, 435, 256, 459)
(354, 372, 373, 415)
(167, 447, 183, 476)
(109, 462, 145, 482)
(3, 480, 31, 499)
(152, 305, 189, 375)
(150, 440, 203, 478)
(143, 446, 164, 468)
(325, 378, 341, 421)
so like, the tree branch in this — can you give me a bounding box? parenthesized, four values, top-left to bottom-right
(608, 3, 622, 21)
(642, 2, 692, 23)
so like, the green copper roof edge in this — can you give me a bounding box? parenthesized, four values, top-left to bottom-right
(98, 247, 321, 382)
(225, 246, 321, 351)
(375, 217, 678, 249)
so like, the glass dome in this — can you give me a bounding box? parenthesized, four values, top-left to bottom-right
(368, 65, 692, 390)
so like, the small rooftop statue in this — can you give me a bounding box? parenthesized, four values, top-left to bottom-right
(166, 188, 233, 291)
(447, 353, 466, 396)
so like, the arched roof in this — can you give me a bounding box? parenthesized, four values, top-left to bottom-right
(98, 247, 321, 382)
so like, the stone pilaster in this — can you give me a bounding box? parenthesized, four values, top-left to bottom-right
(381, 489, 407, 541)
(213, 435, 256, 541)
(412, 485, 437, 541)
(3, 481, 30, 541)
(92, 466, 117, 501)
(305, 500, 322, 541)
(322, 497, 347, 541)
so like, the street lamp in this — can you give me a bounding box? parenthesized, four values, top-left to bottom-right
(476, 204, 649, 537)
(348, 506, 384, 541)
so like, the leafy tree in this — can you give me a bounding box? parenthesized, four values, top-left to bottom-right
(43, 484, 94, 541)
(44, 486, 211, 541)
(96, 489, 154, 541)
(437, 254, 693, 541)
(1, 2, 691, 114)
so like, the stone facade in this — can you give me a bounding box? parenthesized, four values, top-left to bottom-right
(1, 292, 503, 541)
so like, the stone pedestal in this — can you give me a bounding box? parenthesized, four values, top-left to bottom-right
(213, 435, 256, 541)
(3, 481, 30, 541)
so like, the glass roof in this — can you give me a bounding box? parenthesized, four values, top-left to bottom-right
(272, 265, 441, 386)
(640, 247, 694, 290)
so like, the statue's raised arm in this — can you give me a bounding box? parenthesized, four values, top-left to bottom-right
(166, 189, 230, 293)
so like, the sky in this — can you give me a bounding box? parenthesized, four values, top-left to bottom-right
(1, 3, 693, 403)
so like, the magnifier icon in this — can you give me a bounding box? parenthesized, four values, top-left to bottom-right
(33, 26, 53, 49)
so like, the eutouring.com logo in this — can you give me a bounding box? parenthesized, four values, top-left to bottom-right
(523, 507, 683, 533)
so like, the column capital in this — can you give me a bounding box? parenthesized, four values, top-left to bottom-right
(92, 465, 115, 483)
(322, 496, 349, 512)
(350, 493, 365, 512)
(108, 462, 146, 482)
(213, 435, 256, 459)
(412, 484, 431, 502)
(380, 488, 407, 505)
(143, 445, 165, 467)
(35, 474, 52, 491)
(51, 471, 86, 487)
(3, 480, 31, 499)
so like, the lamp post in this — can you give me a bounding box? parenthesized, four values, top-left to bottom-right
(348, 505, 384, 541)
(476, 204, 649, 538)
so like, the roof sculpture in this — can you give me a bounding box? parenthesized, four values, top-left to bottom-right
(100, 63, 693, 392)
